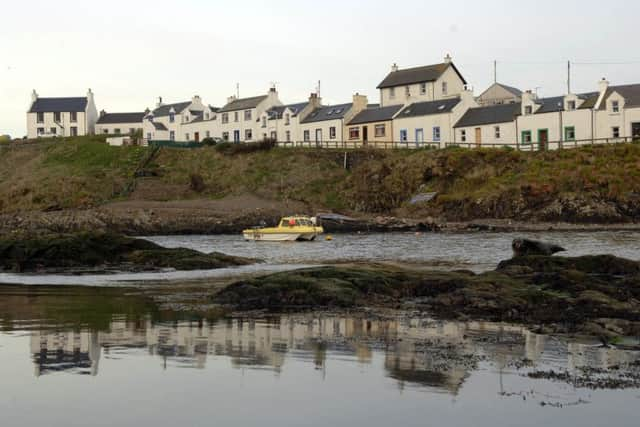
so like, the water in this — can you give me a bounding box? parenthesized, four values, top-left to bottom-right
(0, 291, 639, 427)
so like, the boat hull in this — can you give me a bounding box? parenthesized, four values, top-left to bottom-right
(243, 232, 320, 242)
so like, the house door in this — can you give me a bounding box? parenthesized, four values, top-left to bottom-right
(415, 128, 424, 146)
(475, 128, 482, 147)
(363, 126, 368, 143)
(538, 129, 549, 151)
(315, 129, 323, 143)
(194, 132, 200, 143)
(632, 123, 640, 141)
(233, 130, 240, 143)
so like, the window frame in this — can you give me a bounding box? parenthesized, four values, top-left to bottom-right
(612, 100, 620, 113)
(36, 112, 44, 123)
(461, 129, 467, 142)
(612, 126, 620, 138)
(442, 81, 448, 95)
(374, 124, 386, 138)
(524, 105, 533, 115)
(432, 126, 441, 142)
(303, 130, 310, 142)
(389, 87, 396, 99)
(245, 129, 253, 141)
(53, 112, 61, 122)
(221, 113, 229, 124)
(521, 130, 532, 144)
(329, 127, 337, 140)
(349, 127, 360, 140)
(567, 100, 576, 111)
(564, 126, 576, 141)
(244, 110, 252, 121)
(420, 82, 427, 95)
(494, 126, 501, 139)
(399, 129, 408, 142)
(70, 111, 78, 122)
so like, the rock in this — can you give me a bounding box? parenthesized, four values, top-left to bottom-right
(512, 238, 565, 257)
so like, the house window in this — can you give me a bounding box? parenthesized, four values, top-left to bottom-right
(400, 129, 408, 142)
(405, 86, 411, 97)
(349, 127, 360, 140)
(170, 131, 175, 141)
(103, 129, 109, 134)
(245, 129, 253, 140)
(234, 112, 239, 122)
(420, 83, 427, 95)
(37, 127, 45, 135)
(329, 127, 337, 140)
(50, 127, 57, 135)
(222, 113, 229, 124)
(433, 127, 441, 142)
(389, 87, 396, 99)
(70, 112, 77, 122)
(494, 126, 501, 139)
(262, 117, 267, 128)
(222, 132, 229, 141)
(54, 112, 61, 122)
(375, 124, 386, 137)
(114, 128, 121, 135)
(129, 128, 135, 134)
(524, 106, 533, 115)
(285, 131, 291, 142)
(442, 82, 448, 95)
(285, 114, 291, 125)
(612, 100, 620, 113)
(461, 130, 467, 142)
(612, 127, 620, 138)
(567, 100, 576, 111)
(303, 130, 310, 142)
(244, 110, 252, 121)
(70, 127, 78, 136)
(564, 126, 575, 141)
(185, 133, 190, 141)
(169, 113, 175, 123)
(184, 114, 189, 123)
(146, 132, 152, 140)
(37, 112, 44, 123)
(270, 131, 277, 140)
(205, 131, 210, 138)
(522, 130, 532, 144)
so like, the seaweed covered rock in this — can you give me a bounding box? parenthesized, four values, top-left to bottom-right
(0, 233, 254, 272)
(512, 239, 566, 257)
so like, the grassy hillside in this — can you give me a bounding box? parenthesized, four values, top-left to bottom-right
(2, 136, 640, 222)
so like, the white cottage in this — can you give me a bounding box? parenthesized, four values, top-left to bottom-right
(217, 88, 282, 143)
(26, 89, 98, 139)
(95, 111, 146, 135)
(142, 96, 206, 142)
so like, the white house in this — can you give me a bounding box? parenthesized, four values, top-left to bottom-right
(377, 55, 467, 107)
(95, 111, 146, 135)
(593, 81, 640, 140)
(476, 83, 523, 106)
(258, 96, 320, 142)
(299, 94, 369, 143)
(454, 102, 521, 147)
(392, 88, 477, 146)
(216, 88, 282, 143)
(142, 96, 207, 142)
(27, 89, 98, 139)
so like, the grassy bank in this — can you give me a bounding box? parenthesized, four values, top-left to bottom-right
(2, 136, 640, 222)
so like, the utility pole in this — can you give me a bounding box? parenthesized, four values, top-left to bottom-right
(567, 60, 571, 94)
(494, 60, 497, 84)
(317, 80, 321, 97)
(236, 83, 240, 99)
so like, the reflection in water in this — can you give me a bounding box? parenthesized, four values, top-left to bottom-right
(27, 315, 640, 396)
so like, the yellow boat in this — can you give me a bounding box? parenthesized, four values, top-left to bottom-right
(243, 216, 324, 242)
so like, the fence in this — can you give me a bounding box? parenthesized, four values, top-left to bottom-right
(147, 140, 202, 149)
(276, 141, 441, 150)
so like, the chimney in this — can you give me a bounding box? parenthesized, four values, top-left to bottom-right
(391, 63, 399, 73)
(87, 88, 94, 103)
(99, 110, 106, 117)
(227, 95, 237, 105)
(192, 95, 201, 104)
(460, 86, 475, 106)
(444, 54, 452, 64)
(308, 93, 322, 109)
(156, 96, 164, 108)
(31, 89, 38, 104)
(595, 78, 610, 110)
(352, 93, 369, 114)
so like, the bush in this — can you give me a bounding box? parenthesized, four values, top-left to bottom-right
(189, 174, 206, 192)
(213, 139, 276, 156)
(202, 137, 216, 146)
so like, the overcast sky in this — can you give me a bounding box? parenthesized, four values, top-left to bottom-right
(1, 0, 640, 137)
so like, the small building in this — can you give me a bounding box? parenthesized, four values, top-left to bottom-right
(593, 81, 640, 140)
(26, 89, 98, 139)
(454, 103, 521, 147)
(217, 88, 282, 143)
(95, 111, 146, 136)
(476, 83, 523, 106)
(393, 89, 477, 146)
(259, 97, 318, 143)
(345, 104, 403, 145)
(377, 55, 467, 107)
(299, 94, 368, 143)
(142, 96, 206, 142)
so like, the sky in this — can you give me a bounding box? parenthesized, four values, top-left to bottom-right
(1, 0, 640, 137)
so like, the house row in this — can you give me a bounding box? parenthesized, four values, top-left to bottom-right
(26, 54, 640, 148)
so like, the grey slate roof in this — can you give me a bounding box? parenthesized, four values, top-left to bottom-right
(152, 102, 191, 117)
(219, 95, 268, 113)
(496, 83, 523, 97)
(454, 103, 521, 128)
(396, 98, 461, 119)
(152, 122, 168, 131)
(300, 103, 353, 124)
(534, 92, 598, 114)
(97, 112, 146, 125)
(377, 63, 467, 89)
(347, 105, 403, 125)
(29, 97, 88, 113)
(267, 102, 309, 119)
(601, 84, 640, 109)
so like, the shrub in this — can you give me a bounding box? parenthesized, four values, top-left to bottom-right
(213, 139, 276, 155)
(189, 174, 206, 193)
(202, 137, 216, 146)
(0, 135, 11, 144)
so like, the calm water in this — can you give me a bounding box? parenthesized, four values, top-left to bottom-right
(0, 292, 639, 427)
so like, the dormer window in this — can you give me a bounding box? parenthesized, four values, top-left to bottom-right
(567, 100, 576, 111)
(612, 100, 620, 113)
(184, 114, 189, 123)
(442, 82, 448, 95)
(37, 112, 44, 123)
(389, 87, 396, 99)
(524, 105, 533, 115)
(285, 113, 290, 126)
(169, 113, 175, 123)
(405, 86, 411, 97)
